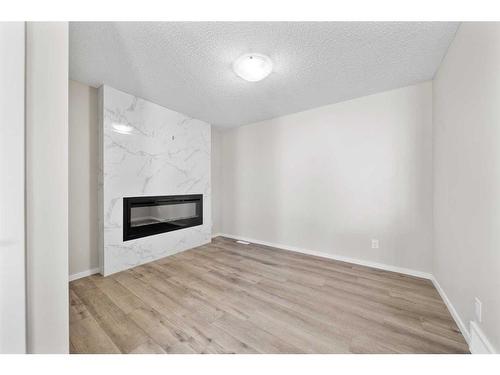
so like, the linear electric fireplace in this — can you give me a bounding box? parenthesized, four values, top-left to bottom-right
(123, 194, 203, 241)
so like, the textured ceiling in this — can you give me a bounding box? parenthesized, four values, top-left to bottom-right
(70, 22, 459, 127)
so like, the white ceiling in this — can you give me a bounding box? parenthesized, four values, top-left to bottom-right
(70, 22, 459, 127)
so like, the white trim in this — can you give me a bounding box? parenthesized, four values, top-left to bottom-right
(211, 232, 223, 239)
(216, 233, 432, 280)
(470, 321, 496, 354)
(430, 276, 471, 345)
(69, 267, 100, 282)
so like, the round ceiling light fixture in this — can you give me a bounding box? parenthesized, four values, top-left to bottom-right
(233, 53, 273, 82)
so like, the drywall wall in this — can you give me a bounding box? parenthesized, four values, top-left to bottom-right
(69, 80, 99, 278)
(211, 127, 223, 235)
(98, 86, 211, 276)
(26, 22, 69, 353)
(218, 82, 433, 273)
(433, 22, 500, 353)
(0, 22, 26, 354)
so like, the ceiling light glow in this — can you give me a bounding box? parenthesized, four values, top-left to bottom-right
(112, 123, 134, 135)
(233, 53, 273, 82)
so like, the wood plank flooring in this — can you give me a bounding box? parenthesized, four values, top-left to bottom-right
(69, 236, 469, 354)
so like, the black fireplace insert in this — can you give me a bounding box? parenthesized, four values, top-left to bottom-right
(123, 194, 203, 241)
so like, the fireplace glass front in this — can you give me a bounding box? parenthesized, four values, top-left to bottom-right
(123, 194, 202, 241)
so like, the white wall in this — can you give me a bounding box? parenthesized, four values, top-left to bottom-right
(433, 22, 500, 353)
(211, 127, 223, 235)
(26, 22, 69, 353)
(0, 22, 26, 354)
(69, 80, 99, 277)
(218, 82, 434, 273)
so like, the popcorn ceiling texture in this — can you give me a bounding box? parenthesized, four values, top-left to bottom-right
(71, 22, 459, 127)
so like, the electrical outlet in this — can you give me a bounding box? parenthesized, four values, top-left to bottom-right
(371, 239, 379, 249)
(475, 297, 482, 323)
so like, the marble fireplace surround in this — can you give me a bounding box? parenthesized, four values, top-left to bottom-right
(98, 85, 211, 276)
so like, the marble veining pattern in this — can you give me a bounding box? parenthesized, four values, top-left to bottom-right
(98, 85, 211, 275)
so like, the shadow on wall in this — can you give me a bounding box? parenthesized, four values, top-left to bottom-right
(222, 121, 285, 242)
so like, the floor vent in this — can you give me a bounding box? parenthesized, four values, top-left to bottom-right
(236, 240, 250, 245)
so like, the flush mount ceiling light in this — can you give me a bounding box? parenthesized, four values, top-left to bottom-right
(233, 53, 273, 82)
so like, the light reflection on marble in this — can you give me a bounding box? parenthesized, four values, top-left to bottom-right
(98, 86, 211, 276)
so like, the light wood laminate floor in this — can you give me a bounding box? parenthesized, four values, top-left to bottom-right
(69, 236, 469, 354)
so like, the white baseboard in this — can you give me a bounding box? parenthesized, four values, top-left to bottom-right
(470, 321, 496, 354)
(215, 233, 432, 280)
(430, 276, 471, 345)
(211, 232, 223, 239)
(69, 267, 100, 282)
